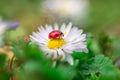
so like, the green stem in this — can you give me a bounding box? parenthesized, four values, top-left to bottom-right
(9, 56, 15, 80)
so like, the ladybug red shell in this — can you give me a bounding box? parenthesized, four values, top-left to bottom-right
(48, 30, 63, 39)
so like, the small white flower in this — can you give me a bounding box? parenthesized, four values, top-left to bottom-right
(0, 19, 7, 35)
(30, 23, 88, 65)
(43, 0, 89, 17)
(0, 19, 7, 46)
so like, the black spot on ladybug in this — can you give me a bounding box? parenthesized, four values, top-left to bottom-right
(55, 34, 59, 36)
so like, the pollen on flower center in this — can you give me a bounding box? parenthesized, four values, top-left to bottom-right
(47, 38, 66, 49)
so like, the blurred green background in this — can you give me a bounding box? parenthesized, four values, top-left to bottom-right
(0, 0, 120, 80)
(0, 0, 120, 37)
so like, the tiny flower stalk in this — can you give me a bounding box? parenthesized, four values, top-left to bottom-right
(0, 46, 16, 80)
(8, 56, 14, 71)
(9, 56, 17, 80)
(10, 76, 18, 80)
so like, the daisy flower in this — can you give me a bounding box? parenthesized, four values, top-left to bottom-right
(30, 23, 88, 65)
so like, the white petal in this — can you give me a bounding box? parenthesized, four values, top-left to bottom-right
(53, 50, 58, 59)
(83, 48, 88, 53)
(58, 49, 66, 60)
(32, 32, 48, 42)
(63, 22, 72, 38)
(45, 24, 53, 34)
(66, 55, 74, 65)
(41, 46, 53, 54)
(30, 35, 46, 44)
(54, 24, 59, 30)
(62, 47, 73, 54)
(60, 23, 66, 32)
(38, 27, 48, 39)
(65, 27, 83, 42)
(36, 32, 48, 41)
(0, 24, 7, 34)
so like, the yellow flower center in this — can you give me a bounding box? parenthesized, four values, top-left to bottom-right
(47, 38, 66, 49)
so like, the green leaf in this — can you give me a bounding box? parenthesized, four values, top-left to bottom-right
(82, 55, 117, 79)
(0, 53, 6, 69)
(72, 52, 86, 59)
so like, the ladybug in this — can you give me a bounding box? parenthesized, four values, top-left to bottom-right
(48, 30, 64, 39)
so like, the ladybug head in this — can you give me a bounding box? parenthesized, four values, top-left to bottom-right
(48, 30, 64, 39)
